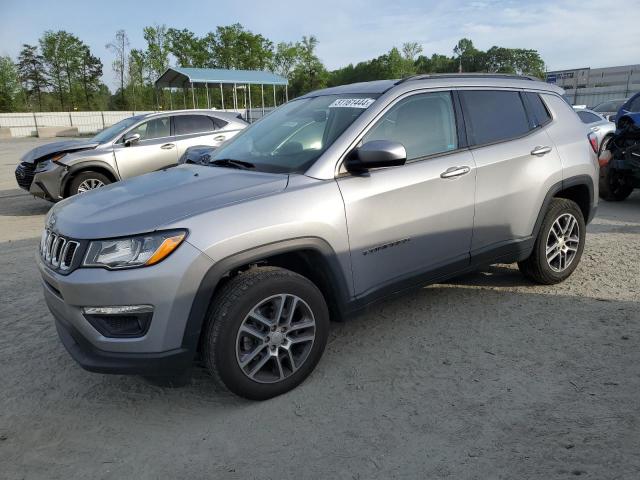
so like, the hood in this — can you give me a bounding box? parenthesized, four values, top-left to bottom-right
(48, 165, 289, 239)
(21, 139, 99, 164)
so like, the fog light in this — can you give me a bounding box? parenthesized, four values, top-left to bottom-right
(82, 305, 153, 338)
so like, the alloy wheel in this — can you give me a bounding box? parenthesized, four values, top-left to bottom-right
(235, 294, 316, 384)
(77, 178, 105, 193)
(545, 213, 580, 272)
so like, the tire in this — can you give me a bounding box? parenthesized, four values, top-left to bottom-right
(68, 171, 111, 197)
(201, 266, 330, 400)
(599, 165, 633, 201)
(518, 198, 586, 285)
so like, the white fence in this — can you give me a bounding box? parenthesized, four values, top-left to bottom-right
(0, 108, 273, 138)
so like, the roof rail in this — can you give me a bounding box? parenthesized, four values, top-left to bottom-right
(395, 73, 539, 85)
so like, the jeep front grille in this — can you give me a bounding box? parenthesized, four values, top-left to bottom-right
(40, 230, 79, 271)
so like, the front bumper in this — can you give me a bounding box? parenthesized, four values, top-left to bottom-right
(39, 240, 215, 375)
(30, 164, 67, 201)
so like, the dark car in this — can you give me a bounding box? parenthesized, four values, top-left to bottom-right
(615, 92, 640, 125)
(599, 112, 640, 201)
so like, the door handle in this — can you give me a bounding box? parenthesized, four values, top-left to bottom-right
(160, 143, 175, 150)
(531, 145, 552, 156)
(440, 166, 471, 179)
(213, 135, 226, 142)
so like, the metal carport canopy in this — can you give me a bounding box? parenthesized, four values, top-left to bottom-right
(155, 67, 288, 88)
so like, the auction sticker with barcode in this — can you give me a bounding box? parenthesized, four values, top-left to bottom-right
(329, 98, 376, 109)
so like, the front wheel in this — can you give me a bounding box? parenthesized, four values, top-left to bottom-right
(518, 198, 586, 285)
(68, 171, 111, 197)
(201, 267, 329, 400)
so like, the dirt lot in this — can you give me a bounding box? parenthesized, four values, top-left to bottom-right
(1, 137, 639, 479)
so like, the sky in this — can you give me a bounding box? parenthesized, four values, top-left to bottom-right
(1, 0, 639, 89)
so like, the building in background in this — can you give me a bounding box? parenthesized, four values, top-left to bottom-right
(546, 64, 640, 107)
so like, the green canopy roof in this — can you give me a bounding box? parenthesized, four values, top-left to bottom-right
(155, 67, 288, 88)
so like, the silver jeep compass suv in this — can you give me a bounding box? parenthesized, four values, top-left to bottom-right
(38, 74, 599, 400)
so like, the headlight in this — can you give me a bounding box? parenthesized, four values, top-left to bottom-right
(36, 153, 66, 172)
(35, 159, 52, 172)
(83, 230, 187, 269)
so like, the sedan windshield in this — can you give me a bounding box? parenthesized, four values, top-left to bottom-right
(210, 94, 380, 173)
(592, 100, 624, 113)
(91, 116, 144, 144)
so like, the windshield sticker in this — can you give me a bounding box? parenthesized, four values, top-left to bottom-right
(329, 98, 376, 109)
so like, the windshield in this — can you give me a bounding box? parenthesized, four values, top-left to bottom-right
(210, 94, 380, 173)
(593, 100, 624, 112)
(91, 116, 144, 144)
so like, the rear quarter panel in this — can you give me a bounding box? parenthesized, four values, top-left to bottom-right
(542, 93, 599, 197)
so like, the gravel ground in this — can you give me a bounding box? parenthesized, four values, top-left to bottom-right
(1, 138, 639, 479)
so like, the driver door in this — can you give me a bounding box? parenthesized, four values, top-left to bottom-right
(337, 91, 476, 296)
(113, 116, 177, 179)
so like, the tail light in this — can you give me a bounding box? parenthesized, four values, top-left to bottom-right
(588, 132, 598, 153)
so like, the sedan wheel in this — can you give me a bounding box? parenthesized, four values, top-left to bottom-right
(77, 178, 105, 193)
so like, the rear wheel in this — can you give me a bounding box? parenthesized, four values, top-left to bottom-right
(518, 198, 586, 285)
(201, 267, 329, 400)
(599, 165, 633, 201)
(68, 171, 111, 197)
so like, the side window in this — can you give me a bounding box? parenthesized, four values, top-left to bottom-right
(213, 118, 228, 129)
(460, 90, 530, 145)
(128, 117, 170, 141)
(361, 91, 457, 161)
(524, 92, 552, 128)
(577, 111, 600, 124)
(629, 96, 640, 112)
(174, 115, 216, 135)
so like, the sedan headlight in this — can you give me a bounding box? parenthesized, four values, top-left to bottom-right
(35, 153, 66, 172)
(83, 230, 187, 269)
(35, 159, 53, 172)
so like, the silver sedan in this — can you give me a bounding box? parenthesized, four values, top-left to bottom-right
(574, 107, 616, 154)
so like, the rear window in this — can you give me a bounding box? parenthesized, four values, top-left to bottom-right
(577, 110, 601, 124)
(524, 92, 552, 128)
(460, 90, 530, 145)
(174, 115, 216, 135)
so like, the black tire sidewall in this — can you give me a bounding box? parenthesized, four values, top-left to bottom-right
(69, 171, 111, 196)
(208, 272, 329, 400)
(535, 200, 586, 282)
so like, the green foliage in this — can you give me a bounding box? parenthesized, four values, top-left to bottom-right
(0, 56, 21, 112)
(38, 30, 107, 110)
(17, 44, 48, 110)
(2, 24, 548, 112)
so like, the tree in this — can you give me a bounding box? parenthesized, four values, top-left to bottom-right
(40, 30, 68, 109)
(166, 28, 209, 67)
(272, 41, 301, 79)
(78, 46, 103, 108)
(402, 42, 423, 62)
(143, 24, 170, 80)
(210, 23, 274, 70)
(0, 56, 21, 112)
(17, 44, 48, 110)
(290, 36, 327, 94)
(106, 30, 129, 108)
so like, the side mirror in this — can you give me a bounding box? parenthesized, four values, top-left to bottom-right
(345, 140, 407, 173)
(123, 133, 140, 146)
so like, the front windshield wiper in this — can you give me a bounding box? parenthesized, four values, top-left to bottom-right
(210, 158, 256, 170)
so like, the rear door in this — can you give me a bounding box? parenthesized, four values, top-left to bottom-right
(173, 114, 225, 158)
(113, 116, 177, 179)
(460, 89, 563, 254)
(337, 90, 476, 296)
